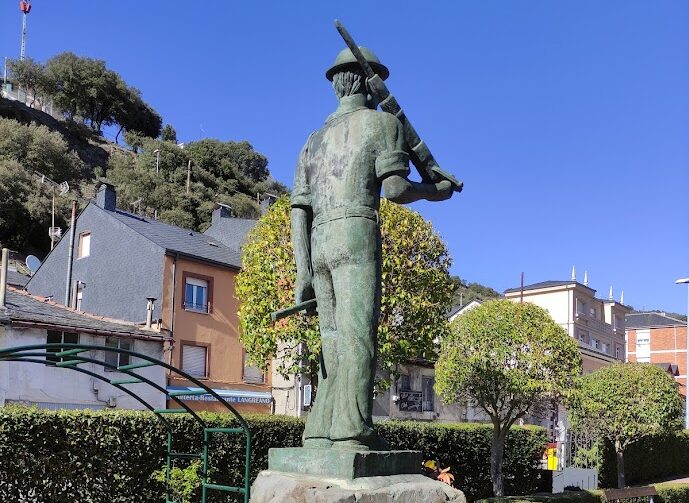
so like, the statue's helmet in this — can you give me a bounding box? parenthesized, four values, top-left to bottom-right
(325, 46, 389, 81)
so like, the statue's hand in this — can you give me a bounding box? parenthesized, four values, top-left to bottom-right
(427, 180, 453, 201)
(295, 275, 315, 304)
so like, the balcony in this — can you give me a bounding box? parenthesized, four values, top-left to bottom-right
(575, 314, 619, 337)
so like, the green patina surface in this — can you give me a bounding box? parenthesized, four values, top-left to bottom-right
(289, 42, 457, 452)
(268, 447, 422, 479)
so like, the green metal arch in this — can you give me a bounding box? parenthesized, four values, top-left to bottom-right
(3, 356, 174, 431)
(0, 343, 253, 503)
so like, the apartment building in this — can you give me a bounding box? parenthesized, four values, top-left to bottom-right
(626, 312, 687, 396)
(26, 182, 271, 413)
(504, 278, 631, 373)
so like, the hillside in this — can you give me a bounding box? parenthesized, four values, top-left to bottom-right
(0, 97, 286, 258)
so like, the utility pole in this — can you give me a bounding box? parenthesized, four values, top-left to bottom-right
(51, 188, 55, 250)
(186, 160, 192, 193)
(19, 1, 32, 61)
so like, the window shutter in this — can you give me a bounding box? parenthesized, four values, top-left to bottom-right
(182, 345, 207, 377)
(243, 365, 264, 384)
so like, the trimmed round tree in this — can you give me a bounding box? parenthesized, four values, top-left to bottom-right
(235, 196, 454, 388)
(435, 299, 582, 497)
(568, 363, 683, 488)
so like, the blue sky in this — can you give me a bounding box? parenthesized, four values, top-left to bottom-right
(2, 1, 688, 313)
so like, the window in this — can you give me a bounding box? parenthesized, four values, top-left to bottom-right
(184, 275, 210, 313)
(398, 374, 411, 392)
(614, 314, 622, 330)
(576, 298, 586, 316)
(601, 342, 609, 354)
(577, 330, 589, 343)
(104, 337, 132, 371)
(590, 307, 597, 319)
(78, 232, 91, 258)
(182, 344, 208, 378)
(591, 338, 600, 349)
(46, 331, 79, 362)
(616, 345, 622, 359)
(422, 376, 435, 412)
(243, 351, 264, 384)
(636, 329, 650, 362)
(75, 282, 85, 311)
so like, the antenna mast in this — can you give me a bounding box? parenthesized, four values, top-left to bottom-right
(19, 1, 32, 60)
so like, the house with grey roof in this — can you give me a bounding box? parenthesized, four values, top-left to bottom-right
(203, 203, 257, 252)
(25, 182, 272, 413)
(0, 285, 166, 410)
(626, 311, 687, 395)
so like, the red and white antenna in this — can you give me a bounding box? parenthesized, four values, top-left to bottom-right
(19, 1, 32, 60)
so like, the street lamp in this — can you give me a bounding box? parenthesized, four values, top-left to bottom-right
(153, 149, 160, 174)
(676, 277, 689, 428)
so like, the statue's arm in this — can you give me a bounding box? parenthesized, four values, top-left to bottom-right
(378, 115, 452, 204)
(383, 176, 452, 204)
(291, 142, 315, 303)
(291, 206, 314, 303)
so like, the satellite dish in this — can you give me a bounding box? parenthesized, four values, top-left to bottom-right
(25, 255, 41, 275)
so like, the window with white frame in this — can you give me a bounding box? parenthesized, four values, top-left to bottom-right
(591, 338, 600, 349)
(182, 344, 208, 378)
(184, 277, 208, 312)
(46, 331, 79, 363)
(78, 232, 91, 258)
(576, 298, 587, 316)
(636, 329, 650, 362)
(590, 307, 597, 319)
(104, 337, 132, 371)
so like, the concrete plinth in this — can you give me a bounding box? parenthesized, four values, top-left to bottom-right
(269, 447, 421, 479)
(250, 470, 467, 503)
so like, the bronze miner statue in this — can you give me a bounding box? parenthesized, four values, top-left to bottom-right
(276, 22, 462, 452)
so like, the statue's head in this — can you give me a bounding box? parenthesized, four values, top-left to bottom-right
(326, 47, 389, 102)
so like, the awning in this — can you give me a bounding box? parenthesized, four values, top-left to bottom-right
(166, 386, 272, 405)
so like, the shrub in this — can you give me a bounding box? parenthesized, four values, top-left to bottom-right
(0, 407, 546, 502)
(377, 421, 547, 501)
(598, 432, 689, 488)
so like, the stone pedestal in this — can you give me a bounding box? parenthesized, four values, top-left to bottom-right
(250, 471, 467, 503)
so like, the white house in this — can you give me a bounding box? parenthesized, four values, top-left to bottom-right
(0, 287, 168, 411)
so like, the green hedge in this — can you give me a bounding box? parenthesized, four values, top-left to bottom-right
(477, 484, 689, 503)
(599, 432, 689, 488)
(378, 421, 547, 501)
(0, 407, 547, 502)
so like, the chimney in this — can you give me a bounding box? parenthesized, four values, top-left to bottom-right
(571, 266, 576, 281)
(609, 286, 614, 301)
(146, 297, 156, 328)
(212, 203, 232, 225)
(0, 248, 8, 307)
(620, 291, 625, 305)
(583, 271, 588, 286)
(95, 181, 116, 211)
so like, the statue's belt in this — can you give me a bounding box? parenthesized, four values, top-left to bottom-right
(312, 206, 379, 228)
